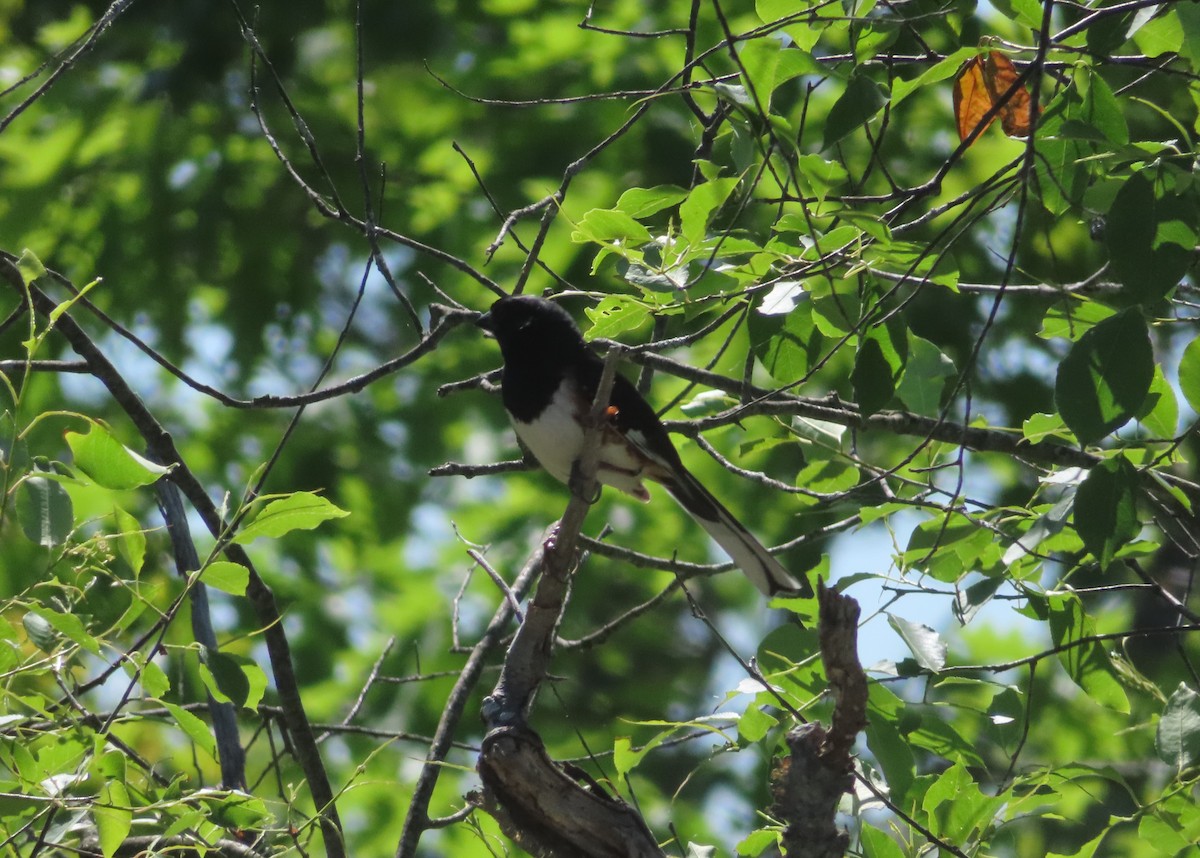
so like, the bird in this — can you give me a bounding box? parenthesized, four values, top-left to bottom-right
(476, 294, 812, 598)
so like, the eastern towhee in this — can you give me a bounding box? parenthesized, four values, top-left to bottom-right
(477, 295, 811, 597)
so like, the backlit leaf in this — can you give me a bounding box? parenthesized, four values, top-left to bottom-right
(1179, 336, 1200, 413)
(823, 74, 886, 149)
(887, 614, 947, 671)
(1156, 683, 1200, 772)
(165, 702, 217, 759)
(1106, 172, 1196, 305)
(66, 421, 171, 491)
(750, 302, 825, 383)
(201, 561, 250, 596)
(896, 336, 955, 417)
(1054, 309, 1153, 444)
(1074, 455, 1140, 569)
(95, 781, 132, 858)
(200, 650, 250, 708)
(680, 177, 739, 245)
(572, 208, 652, 245)
(852, 318, 908, 417)
(861, 824, 906, 858)
(1048, 593, 1130, 712)
(614, 185, 688, 218)
(232, 491, 349, 544)
(1136, 366, 1177, 439)
(17, 474, 73, 547)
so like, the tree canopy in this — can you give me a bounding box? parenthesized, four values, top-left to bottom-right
(2, 0, 1199, 856)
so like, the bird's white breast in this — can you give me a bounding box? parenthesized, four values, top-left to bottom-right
(512, 384, 650, 499)
(512, 385, 586, 485)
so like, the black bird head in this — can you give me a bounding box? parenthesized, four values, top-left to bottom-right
(476, 295, 588, 363)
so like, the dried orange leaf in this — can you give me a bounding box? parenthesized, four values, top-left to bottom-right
(953, 56, 995, 143)
(953, 50, 1040, 145)
(983, 51, 1038, 137)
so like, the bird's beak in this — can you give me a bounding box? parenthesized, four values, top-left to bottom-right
(475, 310, 495, 335)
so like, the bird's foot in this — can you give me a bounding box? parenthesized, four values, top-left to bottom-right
(568, 460, 603, 503)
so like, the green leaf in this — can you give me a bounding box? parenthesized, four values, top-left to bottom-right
(736, 828, 780, 857)
(1022, 412, 1074, 444)
(571, 208, 652, 245)
(1106, 173, 1196, 305)
(201, 561, 250, 596)
(794, 459, 858, 504)
(822, 74, 886, 149)
(22, 612, 59, 652)
(680, 390, 736, 417)
(618, 242, 689, 292)
(853, 22, 897, 64)
(1178, 3, 1200, 66)
(66, 421, 171, 490)
(1178, 336, 1200, 413)
(613, 729, 672, 779)
(1074, 455, 1141, 569)
(1048, 831, 1108, 858)
(737, 705, 778, 743)
(860, 824, 905, 858)
(865, 717, 914, 804)
(199, 790, 271, 828)
(1047, 593, 1130, 712)
(0, 412, 28, 477)
(233, 654, 268, 710)
(1008, 0, 1045, 28)
(1155, 683, 1200, 772)
(17, 474, 74, 547)
(852, 318, 908, 417)
(887, 614, 947, 672)
(232, 491, 349, 544)
(797, 153, 849, 199)
(584, 295, 654, 340)
(1133, 10, 1183, 57)
(775, 47, 826, 84)
(756, 0, 822, 50)
(908, 712, 985, 767)
(92, 749, 127, 782)
(15, 248, 47, 285)
(29, 607, 100, 655)
(1035, 104, 1089, 215)
(95, 781, 132, 858)
(750, 302, 825, 383)
(1054, 309, 1153, 444)
(921, 763, 1002, 842)
(165, 702, 217, 759)
(612, 736, 646, 779)
(1136, 366, 1177, 439)
(112, 505, 146, 576)
(200, 649, 250, 708)
(897, 48, 979, 106)
(679, 177, 739, 245)
(902, 514, 994, 583)
(136, 657, 171, 698)
(614, 185, 688, 218)
(738, 37, 780, 106)
(810, 277, 861, 336)
(1077, 68, 1128, 145)
(1138, 811, 1194, 856)
(895, 336, 954, 417)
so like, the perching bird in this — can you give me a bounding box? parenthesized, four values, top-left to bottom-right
(476, 294, 811, 597)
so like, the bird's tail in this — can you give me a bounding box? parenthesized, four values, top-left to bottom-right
(661, 467, 812, 597)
